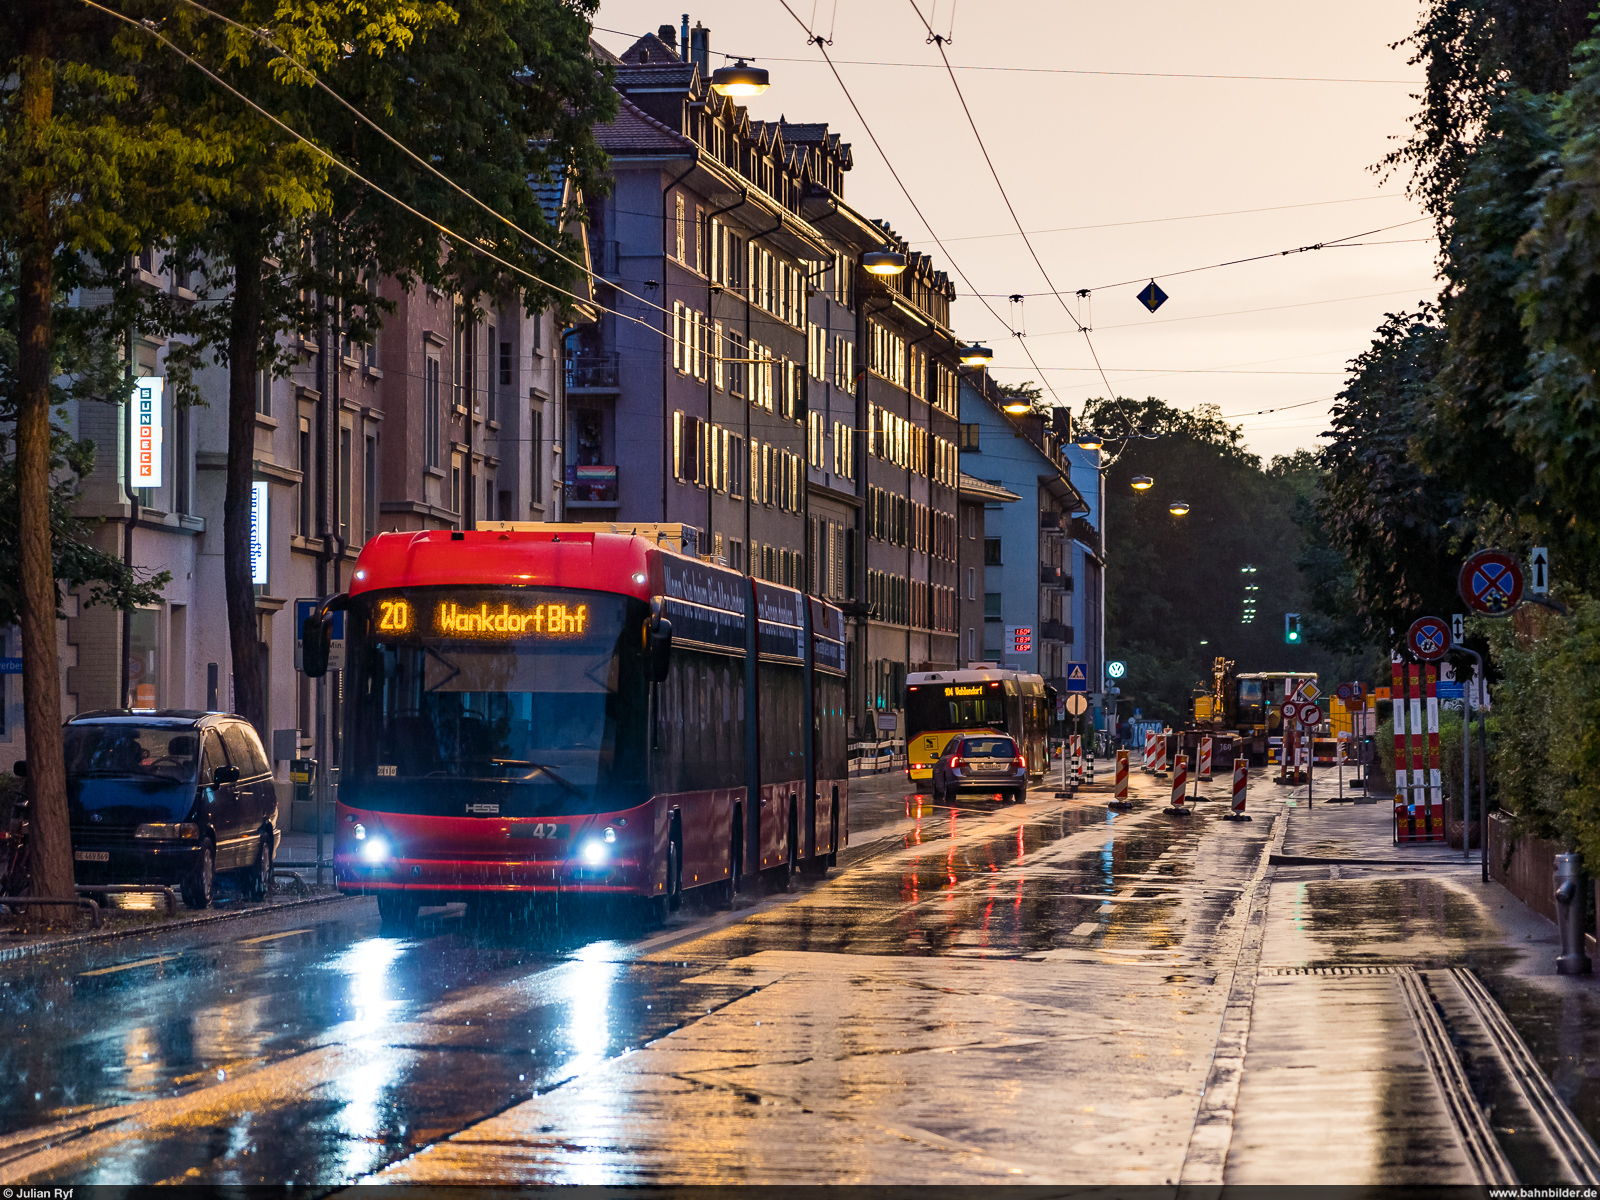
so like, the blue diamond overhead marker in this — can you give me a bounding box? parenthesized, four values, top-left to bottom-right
(1137, 279, 1168, 313)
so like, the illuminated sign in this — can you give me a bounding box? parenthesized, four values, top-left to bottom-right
(435, 601, 588, 637)
(250, 481, 269, 586)
(945, 685, 986, 697)
(131, 376, 163, 488)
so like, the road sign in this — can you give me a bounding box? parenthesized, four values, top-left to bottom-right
(1375, 687, 1392, 701)
(1056, 694, 1067, 720)
(1065, 661, 1089, 692)
(1436, 682, 1465, 700)
(1296, 680, 1322, 704)
(1459, 549, 1524, 616)
(1335, 683, 1354, 703)
(1407, 615, 1451, 661)
(1065, 694, 1088, 716)
(1530, 546, 1549, 596)
(295, 598, 346, 672)
(1451, 613, 1464, 642)
(1106, 660, 1126, 679)
(1137, 279, 1168, 313)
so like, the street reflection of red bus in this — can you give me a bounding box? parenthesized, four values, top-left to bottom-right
(307, 528, 847, 927)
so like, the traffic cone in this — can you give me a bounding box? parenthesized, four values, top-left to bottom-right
(1109, 749, 1132, 810)
(1166, 753, 1192, 816)
(1224, 762, 1251, 821)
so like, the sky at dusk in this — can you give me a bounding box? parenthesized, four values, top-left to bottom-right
(593, 0, 1440, 462)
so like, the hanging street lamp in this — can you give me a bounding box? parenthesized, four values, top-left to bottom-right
(710, 60, 770, 97)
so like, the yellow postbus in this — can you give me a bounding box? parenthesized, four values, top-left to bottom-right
(904, 668, 1051, 786)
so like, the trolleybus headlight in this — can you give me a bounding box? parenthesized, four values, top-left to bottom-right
(360, 836, 390, 862)
(602, 825, 617, 843)
(353, 822, 367, 841)
(580, 838, 609, 865)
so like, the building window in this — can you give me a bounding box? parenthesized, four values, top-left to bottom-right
(984, 537, 1002, 565)
(424, 355, 441, 467)
(450, 453, 462, 517)
(960, 423, 981, 451)
(807, 410, 824, 469)
(338, 427, 352, 542)
(984, 592, 1002, 618)
(173, 404, 189, 515)
(967, 567, 976, 600)
(728, 434, 745, 498)
(727, 538, 744, 573)
(727, 330, 746, 397)
(530, 404, 543, 505)
(255, 369, 271, 417)
(675, 193, 686, 262)
(298, 418, 312, 537)
(363, 433, 378, 541)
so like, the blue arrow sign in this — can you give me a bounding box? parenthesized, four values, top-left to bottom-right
(1066, 661, 1089, 692)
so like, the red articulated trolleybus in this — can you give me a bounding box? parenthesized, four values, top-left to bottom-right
(299, 526, 848, 928)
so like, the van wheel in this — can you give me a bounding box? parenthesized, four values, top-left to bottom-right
(181, 842, 215, 910)
(241, 831, 271, 901)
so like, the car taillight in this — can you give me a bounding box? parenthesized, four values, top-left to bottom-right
(950, 757, 962, 770)
(1015, 755, 1027, 770)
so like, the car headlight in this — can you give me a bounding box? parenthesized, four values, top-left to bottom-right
(580, 839, 609, 865)
(134, 823, 200, 840)
(359, 836, 390, 862)
(353, 822, 367, 840)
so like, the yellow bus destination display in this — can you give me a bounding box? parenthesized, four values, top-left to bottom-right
(435, 600, 589, 637)
(946, 685, 988, 697)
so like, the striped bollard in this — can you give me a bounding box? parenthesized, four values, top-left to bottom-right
(1198, 735, 1213, 782)
(1109, 749, 1132, 809)
(1167, 753, 1191, 815)
(1143, 729, 1157, 773)
(1225, 762, 1251, 821)
(1154, 732, 1169, 777)
(1072, 734, 1083, 786)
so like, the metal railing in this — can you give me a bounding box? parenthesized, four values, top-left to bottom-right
(565, 353, 620, 390)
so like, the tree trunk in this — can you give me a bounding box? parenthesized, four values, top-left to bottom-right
(17, 6, 75, 921)
(224, 223, 267, 735)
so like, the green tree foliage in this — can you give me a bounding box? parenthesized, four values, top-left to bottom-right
(1317, 307, 1470, 648)
(1088, 397, 1361, 722)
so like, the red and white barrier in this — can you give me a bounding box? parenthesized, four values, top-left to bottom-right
(1110, 748, 1132, 809)
(1167, 753, 1190, 814)
(1071, 734, 1083, 785)
(1198, 735, 1213, 781)
(1153, 732, 1169, 776)
(1143, 729, 1157, 773)
(1226, 762, 1251, 821)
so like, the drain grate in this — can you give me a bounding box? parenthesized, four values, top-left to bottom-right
(1259, 965, 1397, 975)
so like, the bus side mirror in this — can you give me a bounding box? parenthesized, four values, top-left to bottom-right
(12, 760, 25, 778)
(302, 613, 334, 678)
(648, 618, 673, 683)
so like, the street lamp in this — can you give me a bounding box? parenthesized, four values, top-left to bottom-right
(1131, 475, 1154, 491)
(1002, 399, 1032, 415)
(710, 60, 770, 96)
(1076, 430, 1104, 450)
(1168, 501, 1190, 516)
(861, 246, 908, 276)
(959, 343, 993, 367)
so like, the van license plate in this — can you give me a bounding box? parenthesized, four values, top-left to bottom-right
(74, 850, 110, 862)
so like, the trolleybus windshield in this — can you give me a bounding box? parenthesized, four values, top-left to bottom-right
(346, 587, 650, 816)
(904, 683, 1007, 740)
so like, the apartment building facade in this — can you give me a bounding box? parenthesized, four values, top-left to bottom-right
(585, 28, 970, 739)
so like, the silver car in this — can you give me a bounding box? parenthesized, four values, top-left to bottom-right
(930, 734, 1028, 804)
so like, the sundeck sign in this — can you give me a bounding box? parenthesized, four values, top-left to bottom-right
(131, 376, 163, 489)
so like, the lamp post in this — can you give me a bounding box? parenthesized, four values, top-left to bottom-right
(710, 60, 770, 96)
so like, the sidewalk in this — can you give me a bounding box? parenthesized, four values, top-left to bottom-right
(1222, 774, 1600, 1185)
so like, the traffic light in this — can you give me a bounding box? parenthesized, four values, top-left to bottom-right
(1285, 612, 1302, 644)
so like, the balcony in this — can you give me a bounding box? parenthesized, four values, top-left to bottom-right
(565, 353, 620, 393)
(1041, 619, 1072, 643)
(1072, 516, 1100, 548)
(566, 464, 619, 506)
(1039, 510, 1063, 530)
(1040, 564, 1064, 587)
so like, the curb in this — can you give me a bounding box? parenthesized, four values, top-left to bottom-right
(0, 891, 359, 965)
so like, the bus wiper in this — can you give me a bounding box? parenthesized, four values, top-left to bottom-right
(490, 758, 583, 797)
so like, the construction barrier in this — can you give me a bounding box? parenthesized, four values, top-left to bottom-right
(1392, 655, 1445, 843)
(1168, 753, 1190, 814)
(1110, 749, 1131, 808)
(1143, 729, 1157, 773)
(1153, 731, 1169, 776)
(1226, 762, 1250, 821)
(1071, 734, 1083, 786)
(1198, 735, 1213, 781)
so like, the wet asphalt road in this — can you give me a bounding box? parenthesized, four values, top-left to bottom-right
(2, 765, 1594, 1185)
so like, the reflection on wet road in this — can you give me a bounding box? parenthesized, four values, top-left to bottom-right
(4, 771, 1594, 1185)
